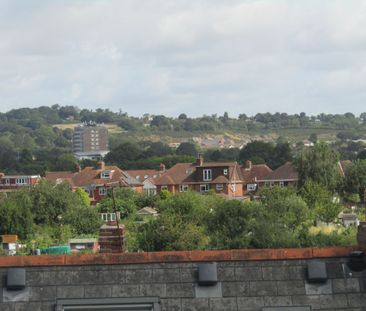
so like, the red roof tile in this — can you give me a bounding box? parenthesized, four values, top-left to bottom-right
(241, 164, 272, 184)
(259, 162, 298, 181)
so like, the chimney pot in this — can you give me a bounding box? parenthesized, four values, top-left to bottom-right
(196, 154, 204, 166)
(245, 160, 252, 170)
(159, 163, 166, 172)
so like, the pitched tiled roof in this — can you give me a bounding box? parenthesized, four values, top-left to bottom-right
(199, 162, 237, 167)
(155, 163, 196, 185)
(45, 171, 76, 187)
(259, 162, 298, 182)
(46, 166, 142, 188)
(241, 164, 272, 184)
(125, 169, 163, 182)
(155, 161, 244, 186)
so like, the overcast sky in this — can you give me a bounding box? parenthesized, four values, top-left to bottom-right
(1, 0, 366, 117)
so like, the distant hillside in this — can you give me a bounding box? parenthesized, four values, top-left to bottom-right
(1, 105, 366, 174)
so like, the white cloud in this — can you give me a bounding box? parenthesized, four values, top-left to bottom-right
(0, 0, 366, 116)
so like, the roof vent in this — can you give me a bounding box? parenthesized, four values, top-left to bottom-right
(198, 262, 218, 286)
(306, 261, 327, 283)
(6, 268, 26, 291)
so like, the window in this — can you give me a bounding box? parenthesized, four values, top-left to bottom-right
(144, 175, 148, 179)
(270, 181, 275, 187)
(101, 212, 120, 222)
(99, 187, 107, 196)
(247, 183, 257, 191)
(161, 185, 168, 190)
(200, 184, 209, 192)
(179, 184, 189, 192)
(203, 169, 212, 181)
(223, 169, 228, 175)
(279, 181, 285, 188)
(230, 183, 236, 192)
(16, 178, 27, 185)
(5, 178, 10, 185)
(101, 171, 112, 179)
(56, 297, 160, 311)
(216, 184, 223, 191)
(136, 175, 140, 180)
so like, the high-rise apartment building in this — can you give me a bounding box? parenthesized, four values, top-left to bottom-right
(72, 123, 109, 159)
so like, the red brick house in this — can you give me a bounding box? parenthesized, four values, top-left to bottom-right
(45, 161, 143, 204)
(155, 156, 245, 197)
(257, 161, 298, 188)
(0, 173, 41, 192)
(240, 160, 273, 194)
(124, 164, 165, 196)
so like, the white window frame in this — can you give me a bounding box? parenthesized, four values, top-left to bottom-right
(161, 185, 168, 190)
(223, 169, 228, 175)
(270, 181, 275, 187)
(216, 184, 223, 191)
(203, 169, 212, 181)
(279, 181, 285, 188)
(16, 177, 27, 185)
(230, 183, 236, 192)
(101, 212, 121, 222)
(179, 184, 189, 192)
(200, 184, 209, 192)
(101, 171, 112, 179)
(5, 178, 10, 185)
(247, 183, 257, 191)
(99, 187, 107, 196)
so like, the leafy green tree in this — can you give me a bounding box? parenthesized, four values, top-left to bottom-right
(176, 142, 198, 156)
(261, 187, 310, 231)
(98, 188, 138, 219)
(207, 200, 258, 249)
(309, 133, 318, 144)
(344, 160, 366, 203)
(64, 205, 102, 235)
(75, 188, 91, 206)
(28, 180, 83, 225)
(137, 192, 212, 251)
(299, 180, 332, 210)
(0, 200, 34, 239)
(295, 142, 341, 191)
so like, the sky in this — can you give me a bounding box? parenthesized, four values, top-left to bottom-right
(1, 0, 366, 117)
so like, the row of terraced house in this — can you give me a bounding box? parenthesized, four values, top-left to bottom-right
(0, 157, 351, 203)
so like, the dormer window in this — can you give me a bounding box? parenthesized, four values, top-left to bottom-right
(223, 169, 228, 175)
(203, 169, 212, 181)
(101, 170, 113, 179)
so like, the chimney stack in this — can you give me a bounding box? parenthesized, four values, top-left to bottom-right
(245, 160, 252, 170)
(196, 154, 204, 167)
(159, 163, 166, 172)
(98, 161, 105, 170)
(75, 164, 82, 173)
(98, 223, 125, 253)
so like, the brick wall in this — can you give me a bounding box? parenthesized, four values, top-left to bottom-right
(1, 247, 366, 310)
